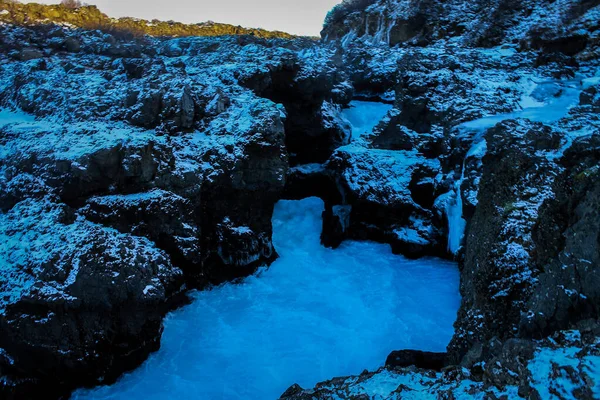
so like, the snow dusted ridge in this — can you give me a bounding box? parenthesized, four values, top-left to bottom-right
(0, 22, 349, 398)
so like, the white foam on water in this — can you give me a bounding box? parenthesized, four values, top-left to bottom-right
(342, 100, 393, 143)
(73, 197, 460, 400)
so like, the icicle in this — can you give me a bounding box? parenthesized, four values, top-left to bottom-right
(340, 29, 357, 49)
(372, 10, 386, 43)
(446, 126, 488, 254)
(446, 161, 467, 255)
(385, 21, 395, 45)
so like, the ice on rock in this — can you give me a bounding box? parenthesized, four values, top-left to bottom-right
(342, 100, 393, 144)
(459, 77, 583, 131)
(73, 197, 460, 400)
(445, 76, 588, 254)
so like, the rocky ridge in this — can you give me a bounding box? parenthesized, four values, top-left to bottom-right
(0, 20, 348, 398)
(0, 1, 295, 39)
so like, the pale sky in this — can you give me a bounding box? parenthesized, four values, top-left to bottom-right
(26, 0, 342, 36)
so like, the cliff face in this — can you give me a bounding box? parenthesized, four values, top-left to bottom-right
(0, 21, 348, 398)
(322, 0, 599, 53)
(283, 0, 600, 398)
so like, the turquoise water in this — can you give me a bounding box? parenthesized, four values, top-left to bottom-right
(73, 197, 460, 400)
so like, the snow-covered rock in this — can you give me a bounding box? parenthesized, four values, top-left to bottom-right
(281, 326, 600, 399)
(0, 194, 184, 398)
(323, 0, 600, 51)
(2, 0, 600, 398)
(0, 22, 347, 398)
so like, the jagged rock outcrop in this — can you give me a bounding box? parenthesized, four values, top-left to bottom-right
(0, 21, 346, 398)
(0, 191, 185, 399)
(324, 143, 445, 258)
(448, 91, 600, 364)
(523, 134, 600, 337)
(449, 119, 567, 360)
(314, 46, 558, 258)
(322, 0, 600, 53)
(239, 49, 353, 164)
(280, 325, 600, 399)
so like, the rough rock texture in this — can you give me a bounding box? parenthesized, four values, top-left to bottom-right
(450, 119, 567, 360)
(322, 0, 600, 53)
(449, 99, 600, 364)
(385, 350, 446, 371)
(315, 46, 561, 258)
(281, 325, 600, 399)
(0, 22, 346, 398)
(324, 143, 445, 258)
(0, 193, 184, 399)
(298, 0, 600, 398)
(2, 0, 600, 398)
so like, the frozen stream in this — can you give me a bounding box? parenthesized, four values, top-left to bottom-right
(73, 197, 460, 400)
(446, 75, 594, 254)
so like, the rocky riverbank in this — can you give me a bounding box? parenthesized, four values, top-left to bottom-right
(280, 0, 600, 397)
(0, 20, 347, 398)
(1, 0, 599, 398)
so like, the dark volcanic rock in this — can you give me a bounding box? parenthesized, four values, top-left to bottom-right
(18, 48, 43, 61)
(81, 189, 202, 267)
(239, 56, 352, 165)
(0, 24, 331, 398)
(385, 350, 446, 371)
(282, 163, 342, 205)
(448, 119, 564, 362)
(324, 146, 444, 258)
(322, 0, 600, 52)
(321, 204, 352, 248)
(449, 120, 600, 365)
(0, 195, 184, 399)
(521, 134, 600, 338)
(63, 37, 81, 53)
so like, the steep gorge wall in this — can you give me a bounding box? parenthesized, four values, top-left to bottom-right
(0, 22, 348, 398)
(320, 0, 600, 370)
(322, 0, 600, 53)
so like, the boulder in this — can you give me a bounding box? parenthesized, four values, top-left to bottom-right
(62, 37, 80, 52)
(321, 204, 352, 248)
(18, 48, 43, 61)
(0, 196, 184, 399)
(385, 350, 447, 371)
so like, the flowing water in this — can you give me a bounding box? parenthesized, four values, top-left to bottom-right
(342, 100, 393, 143)
(73, 197, 460, 400)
